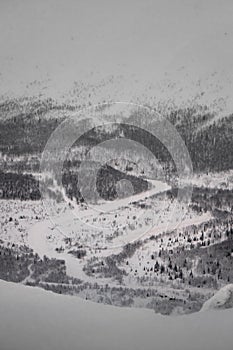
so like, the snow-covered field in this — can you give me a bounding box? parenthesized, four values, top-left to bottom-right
(0, 172, 213, 294)
(0, 280, 233, 350)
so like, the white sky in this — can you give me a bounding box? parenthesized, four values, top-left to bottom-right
(0, 0, 233, 102)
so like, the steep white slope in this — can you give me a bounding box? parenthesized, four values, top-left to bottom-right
(201, 284, 233, 312)
(0, 280, 233, 350)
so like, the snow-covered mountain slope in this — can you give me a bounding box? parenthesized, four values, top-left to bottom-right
(0, 280, 233, 350)
(201, 284, 233, 312)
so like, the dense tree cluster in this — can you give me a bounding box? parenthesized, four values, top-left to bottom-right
(62, 165, 149, 203)
(0, 242, 71, 285)
(0, 100, 232, 174)
(0, 171, 40, 200)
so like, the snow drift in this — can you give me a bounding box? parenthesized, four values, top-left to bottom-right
(201, 284, 233, 312)
(0, 280, 233, 350)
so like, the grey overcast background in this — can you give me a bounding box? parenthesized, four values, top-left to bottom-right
(1, 0, 233, 101)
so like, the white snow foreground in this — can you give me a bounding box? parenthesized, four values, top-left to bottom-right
(0, 281, 233, 350)
(201, 284, 233, 312)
